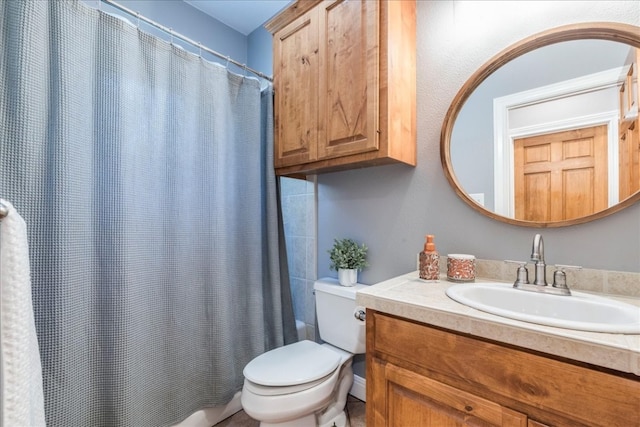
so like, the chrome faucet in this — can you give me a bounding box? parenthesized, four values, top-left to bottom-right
(530, 233, 547, 286)
(506, 233, 580, 296)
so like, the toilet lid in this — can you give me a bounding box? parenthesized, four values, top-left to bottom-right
(243, 340, 341, 386)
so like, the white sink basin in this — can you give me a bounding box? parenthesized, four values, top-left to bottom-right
(446, 282, 640, 333)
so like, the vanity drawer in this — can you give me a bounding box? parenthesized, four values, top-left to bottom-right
(368, 310, 640, 426)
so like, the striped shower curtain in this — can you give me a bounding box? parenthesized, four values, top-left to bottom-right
(0, 1, 296, 425)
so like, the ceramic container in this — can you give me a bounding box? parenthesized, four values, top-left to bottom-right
(447, 254, 476, 282)
(338, 268, 358, 287)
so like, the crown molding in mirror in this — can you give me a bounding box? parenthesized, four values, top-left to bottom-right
(440, 22, 640, 228)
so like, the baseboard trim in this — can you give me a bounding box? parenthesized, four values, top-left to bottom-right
(349, 374, 366, 402)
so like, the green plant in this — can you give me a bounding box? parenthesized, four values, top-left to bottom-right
(328, 238, 369, 271)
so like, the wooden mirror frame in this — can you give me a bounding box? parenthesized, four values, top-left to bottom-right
(440, 22, 640, 228)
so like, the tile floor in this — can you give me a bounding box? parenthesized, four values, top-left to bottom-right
(215, 395, 365, 426)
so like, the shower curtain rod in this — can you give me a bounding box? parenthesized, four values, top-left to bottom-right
(100, 0, 273, 82)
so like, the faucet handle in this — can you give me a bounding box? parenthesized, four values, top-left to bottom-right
(554, 264, 582, 271)
(552, 264, 582, 295)
(504, 259, 528, 265)
(504, 260, 529, 287)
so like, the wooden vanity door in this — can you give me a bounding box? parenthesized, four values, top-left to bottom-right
(370, 358, 528, 426)
(514, 125, 608, 221)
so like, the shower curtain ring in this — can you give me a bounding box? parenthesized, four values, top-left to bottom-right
(225, 56, 230, 68)
(197, 42, 202, 58)
(136, 12, 140, 28)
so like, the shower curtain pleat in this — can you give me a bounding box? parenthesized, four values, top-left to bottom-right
(0, 1, 296, 425)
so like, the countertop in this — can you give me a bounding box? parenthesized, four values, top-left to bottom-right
(355, 271, 640, 376)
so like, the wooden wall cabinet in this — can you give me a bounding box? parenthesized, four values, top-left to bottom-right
(367, 310, 640, 427)
(265, 0, 416, 176)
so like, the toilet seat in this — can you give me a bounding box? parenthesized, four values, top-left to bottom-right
(243, 340, 341, 387)
(243, 371, 335, 396)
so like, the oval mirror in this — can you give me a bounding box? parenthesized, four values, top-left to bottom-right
(441, 23, 640, 227)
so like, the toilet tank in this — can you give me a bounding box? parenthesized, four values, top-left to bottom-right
(314, 278, 368, 354)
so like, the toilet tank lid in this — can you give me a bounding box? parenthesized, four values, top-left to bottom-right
(243, 340, 341, 386)
(313, 278, 369, 300)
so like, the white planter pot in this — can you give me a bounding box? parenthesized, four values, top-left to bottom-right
(338, 268, 358, 287)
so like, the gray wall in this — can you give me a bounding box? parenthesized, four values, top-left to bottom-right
(318, 1, 640, 286)
(248, 26, 273, 77)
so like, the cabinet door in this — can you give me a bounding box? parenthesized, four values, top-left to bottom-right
(272, 7, 319, 168)
(619, 120, 640, 199)
(370, 358, 528, 426)
(618, 52, 639, 200)
(317, 0, 380, 160)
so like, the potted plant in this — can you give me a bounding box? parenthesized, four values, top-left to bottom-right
(328, 238, 369, 286)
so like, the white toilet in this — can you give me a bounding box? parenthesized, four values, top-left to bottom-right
(240, 278, 368, 427)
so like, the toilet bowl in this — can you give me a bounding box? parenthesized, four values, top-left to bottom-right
(240, 279, 368, 427)
(241, 341, 352, 426)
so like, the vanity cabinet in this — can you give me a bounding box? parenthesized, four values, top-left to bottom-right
(265, 0, 416, 176)
(367, 310, 640, 426)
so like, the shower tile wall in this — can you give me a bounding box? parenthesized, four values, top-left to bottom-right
(281, 176, 317, 341)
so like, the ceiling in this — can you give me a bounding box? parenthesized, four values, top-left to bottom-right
(184, 0, 293, 35)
